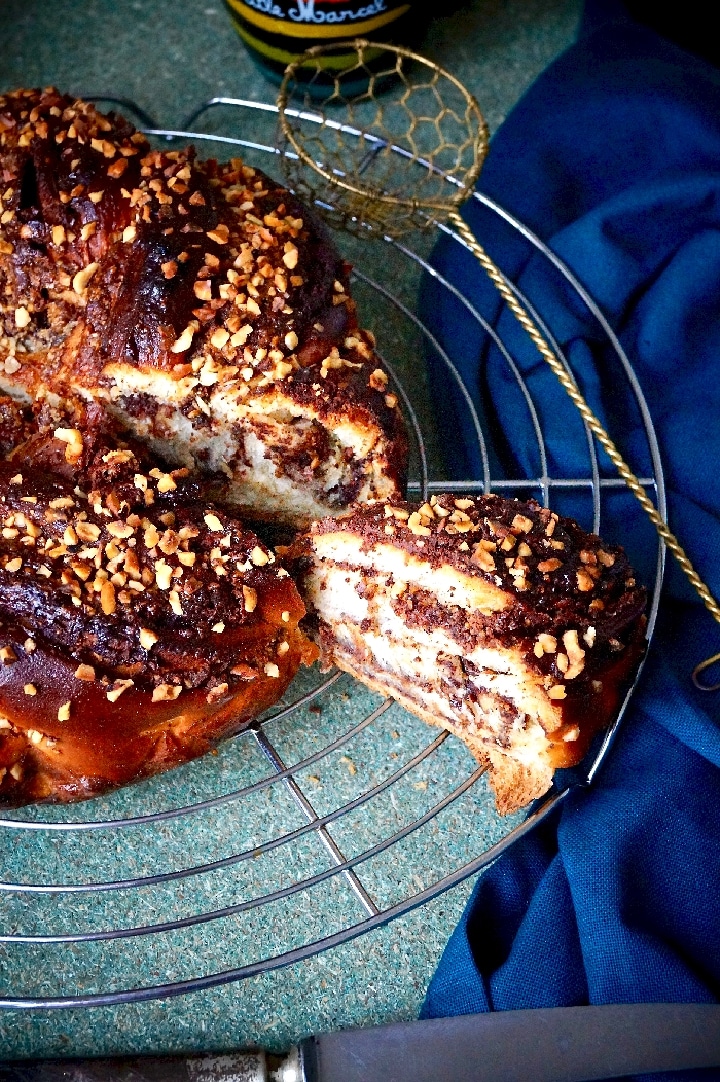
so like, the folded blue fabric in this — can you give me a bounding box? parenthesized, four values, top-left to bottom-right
(420, 1, 720, 1072)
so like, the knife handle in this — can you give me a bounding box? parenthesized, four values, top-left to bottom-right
(0, 1051, 278, 1081)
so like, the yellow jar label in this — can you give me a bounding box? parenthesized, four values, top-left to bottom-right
(226, 0, 411, 39)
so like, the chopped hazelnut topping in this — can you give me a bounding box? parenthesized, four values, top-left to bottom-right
(100, 580, 117, 615)
(204, 512, 224, 532)
(58, 701, 72, 721)
(23, 684, 37, 697)
(157, 530, 179, 556)
(139, 628, 158, 650)
(210, 327, 230, 349)
(0, 646, 17, 664)
(76, 520, 101, 543)
(54, 427, 84, 463)
(74, 663, 96, 681)
(206, 681, 229, 703)
(576, 569, 595, 592)
(250, 545, 269, 567)
(194, 280, 212, 301)
(230, 663, 257, 679)
(207, 224, 229, 244)
(106, 679, 134, 702)
(242, 585, 257, 613)
(562, 629, 586, 679)
(538, 558, 563, 573)
(470, 543, 495, 573)
(171, 324, 196, 353)
(548, 685, 566, 700)
(152, 683, 182, 702)
(14, 306, 31, 329)
(537, 633, 557, 654)
(72, 261, 99, 295)
(511, 514, 534, 533)
(107, 158, 127, 179)
(154, 560, 173, 590)
(211, 621, 225, 633)
(264, 662, 280, 678)
(106, 520, 134, 539)
(407, 511, 431, 537)
(155, 473, 177, 493)
(144, 523, 160, 548)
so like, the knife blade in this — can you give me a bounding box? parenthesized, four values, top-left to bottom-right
(1, 1003, 719, 1082)
(299, 1003, 720, 1081)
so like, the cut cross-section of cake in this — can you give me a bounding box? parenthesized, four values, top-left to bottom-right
(0, 88, 408, 528)
(291, 494, 647, 814)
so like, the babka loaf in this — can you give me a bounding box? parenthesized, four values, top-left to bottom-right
(0, 88, 407, 528)
(0, 405, 316, 805)
(291, 494, 647, 813)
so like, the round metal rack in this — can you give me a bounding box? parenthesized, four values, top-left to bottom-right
(0, 98, 665, 1009)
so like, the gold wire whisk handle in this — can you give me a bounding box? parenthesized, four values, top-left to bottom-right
(448, 209, 720, 688)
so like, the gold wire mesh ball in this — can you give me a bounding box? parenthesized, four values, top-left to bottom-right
(277, 40, 489, 238)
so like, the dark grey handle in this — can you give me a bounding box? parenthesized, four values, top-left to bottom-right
(301, 1003, 720, 1082)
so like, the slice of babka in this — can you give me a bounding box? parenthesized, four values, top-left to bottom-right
(291, 494, 647, 813)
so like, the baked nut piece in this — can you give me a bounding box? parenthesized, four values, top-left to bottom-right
(291, 495, 647, 814)
(0, 418, 317, 805)
(0, 87, 407, 528)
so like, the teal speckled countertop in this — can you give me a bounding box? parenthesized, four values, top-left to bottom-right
(0, 0, 580, 1061)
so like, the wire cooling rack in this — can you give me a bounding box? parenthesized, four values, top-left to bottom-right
(0, 98, 665, 1009)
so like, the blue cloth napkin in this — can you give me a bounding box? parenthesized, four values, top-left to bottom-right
(419, 1, 720, 1071)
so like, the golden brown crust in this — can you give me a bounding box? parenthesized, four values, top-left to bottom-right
(0, 413, 318, 806)
(0, 88, 407, 520)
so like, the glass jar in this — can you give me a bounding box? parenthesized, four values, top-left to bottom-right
(224, 0, 426, 95)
